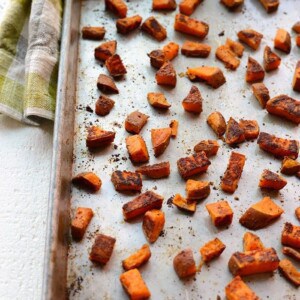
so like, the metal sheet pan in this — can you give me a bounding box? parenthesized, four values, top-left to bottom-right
(44, 0, 300, 299)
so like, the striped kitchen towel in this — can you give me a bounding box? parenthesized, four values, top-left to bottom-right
(0, 0, 62, 125)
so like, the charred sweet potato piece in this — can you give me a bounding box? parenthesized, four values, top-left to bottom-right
(125, 111, 149, 134)
(185, 180, 210, 200)
(216, 45, 240, 70)
(89, 233, 116, 264)
(116, 15, 142, 34)
(147, 92, 171, 109)
(221, 152, 246, 194)
(181, 40, 211, 58)
(221, 0, 244, 9)
(240, 197, 284, 230)
(71, 207, 94, 240)
(153, 0, 177, 10)
(226, 38, 244, 58)
(148, 50, 166, 69)
(207, 111, 226, 137)
(172, 194, 197, 213)
(225, 276, 259, 300)
(111, 170, 142, 192)
(105, 54, 127, 77)
(225, 117, 245, 145)
(293, 22, 300, 34)
(206, 200, 233, 227)
(141, 17, 167, 41)
(228, 248, 279, 276)
(95, 95, 115, 116)
(177, 151, 211, 179)
(282, 222, 300, 248)
(263, 45, 281, 72)
(122, 191, 164, 221)
(143, 210, 165, 243)
(169, 120, 179, 137)
(105, 0, 127, 18)
(156, 62, 177, 87)
(296, 207, 300, 221)
(194, 140, 219, 157)
(237, 29, 263, 50)
(246, 57, 265, 83)
(281, 157, 300, 175)
(122, 244, 151, 270)
(97, 74, 118, 94)
(151, 128, 172, 157)
(86, 126, 115, 148)
(239, 120, 259, 140)
(182, 85, 203, 114)
(257, 132, 299, 159)
(162, 42, 179, 61)
(126, 135, 149, 163)
(279, 259, 300, 287)
(72, 172, 102, 192)
(82, 26, 106, 40)
(252, 82, 270, 108)
(292, 61, 300, 92)
(179, 0, 202, 16)
(296, 35, 300, 47)
(274, 28, 291, 54)
(282, 246, 300, 261)
(259, 0, 279, 13)
(200, 238, 226, 263)
(120, 269, 151, 299)
(259, 169, 287, 190)
(173, 249, 197, 278)
(94, 40, 117, 61)
(137, 162, 170, 179)
(243, 232, 264, 252)
(174, 14, 209, 39)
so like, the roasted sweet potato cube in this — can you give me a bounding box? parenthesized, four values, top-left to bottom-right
(296, 35, 300, 47)
(185, 180, 210, 201)
(243, 232, 264, 252)
(86, 126, 115, 148)
(259, 169, 287, 190)
(148, 50, 166, 69)
(279, 259, 300, 287)
(246, 57, 265, 83)
(137, 162, 170, 179)
(105, 0, 127, 18)
(169, 120, 179, 137)
(82, 26, 106, 40)
(122, 244, 151, 270)
(257, 132, 299, 159)
(125, 111, 149, 134)
(252, 82, 270, 108)
(172, 194, 196, 213)
(153, 0, 177, 10)
(174, 14, 209, 39)
(228, 248, 279, 276)
(162, 42, 179, 61)
(182, 85, 203, 114)
(89, 233, 116, 264)
(281, 157, 300, 175)
(274, 28, 291, 54)
(94, 40, 117, 61)
(259, 0, 279, 12)
(225, 117, 245, 145)
(293, 22, 300, 34)
(126, 135, 149, 163)
(181, 40, 211, 58)
(263, 45, 281, 72)
(122, 191, 164, 221)
(239, 197, 284, 230)
(179, 0, 202, 16)
(237, 29, 263, 50)
(207, 111, 226, 137)
(111, 170, 142, 192)
(200, 238, 226, 263)
(147, 92, 171, 109)
(225, 38, 244, 58)
(141, 17, 167, 41)
(72, 172, 102, 192)
(177, 152, 211, 179)
(116, 15, 142, 34)
(156, 62, 177, 87)
(292, 61, 300, 92)
(173, 249, 197, 278)
(95, 95, 115, 116)
(97, 74, 118, 94)
(282, 222, 300, 249)
(296, 207, 300, 221)
(151, 128, 172, 157)
(283, 246, 300, 261)
(225, 276, 260, 300)
(143, 209, 165, 243)
(120, 269, 151, 299)
(194, 140, 219, 157)
(71, 207, 94, 240)
(216, 45, 240, 70)
(105, 54, 127, 77)
(206, 200, 233, 227)
(239, 120, 259, 140)
(221, 0, 244, 9)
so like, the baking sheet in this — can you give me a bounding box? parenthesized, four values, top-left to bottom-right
(67, 0, 300, 299)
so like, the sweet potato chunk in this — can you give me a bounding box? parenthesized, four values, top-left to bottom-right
(97, 74, 118, 94)
(173, 249, 197, 278)
(240, 197, 284, 230)
(225, 117, 245, 145)
(94, 40, 117, 61)
(257, 132, 299, 159)
(72, 172, 102, 192)
(95, 95, 115, 116)
(137, 162, 170, 179)
(226, 38, 244, 58)
(237, 29, 263, 50)
(206, 200, 233, 227)
(122, 244, 151, 270)
(151, 128, 172, 157)
(172, 194, 196, 213)
(282, 222, 300, 249)
(263, 45, 281, 72)
(296, 207, 300, 221)
(259, 0, 279, 12)
(281, 157, 300, 175)
(296, 35, 300, 47)
(187, 66, 226, 88)
(179, 0, 202, 16)
(292, 61, 300, 92)
(221, 0, 244, 9)
(282, 246, 300, 261)
(293, 22, 300, 34)
(185, 180, 210, 200)
(239, 119, 259, 140)
(225, 276, 259, 300)
(259, 169, 287, 190)
(116, 15, 142, 34)
(207, 111, 226, 137)
(228, 248, 279, 276)
(111, 170, 142, 192)
(169, 120, 178, 137)
(153, 0, 177, 10)
(216, 45, 240, 70)
(279, 259, 300, 287)
(105, 0, 127, 18)
(177, 151, 211, 179)
(246, 57, 265, 83)
(82, 26, 106, 40)
(174, 14, 209, 39)
(120, 269, 151, 299)
(148, 50, 166, 69)
(156, 62, 177, 87)
(126, 135, 149, 163)
(143, 210, 165, 243)
(220, 152, 246, 194)
(162, 42, 179, 61)
(105, 54, 127, 77)
(86, 126, 115, 148)
(252, 82, 270, 108)
(89, 233, 116, 264)
(182, 85, 203, 114)
(122, 191, 164, 221)
(147, 92, 171, 109)
(141, 17, 167, 41)
(243, 232, 264, 252)
(200, 238, 226, 263)
(71, 207, 94, 240)
(274, 28, 291, 54)
(181, 40, 211, 57)
(125, 111, 149, 134)
(194, 140, 219, 157)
